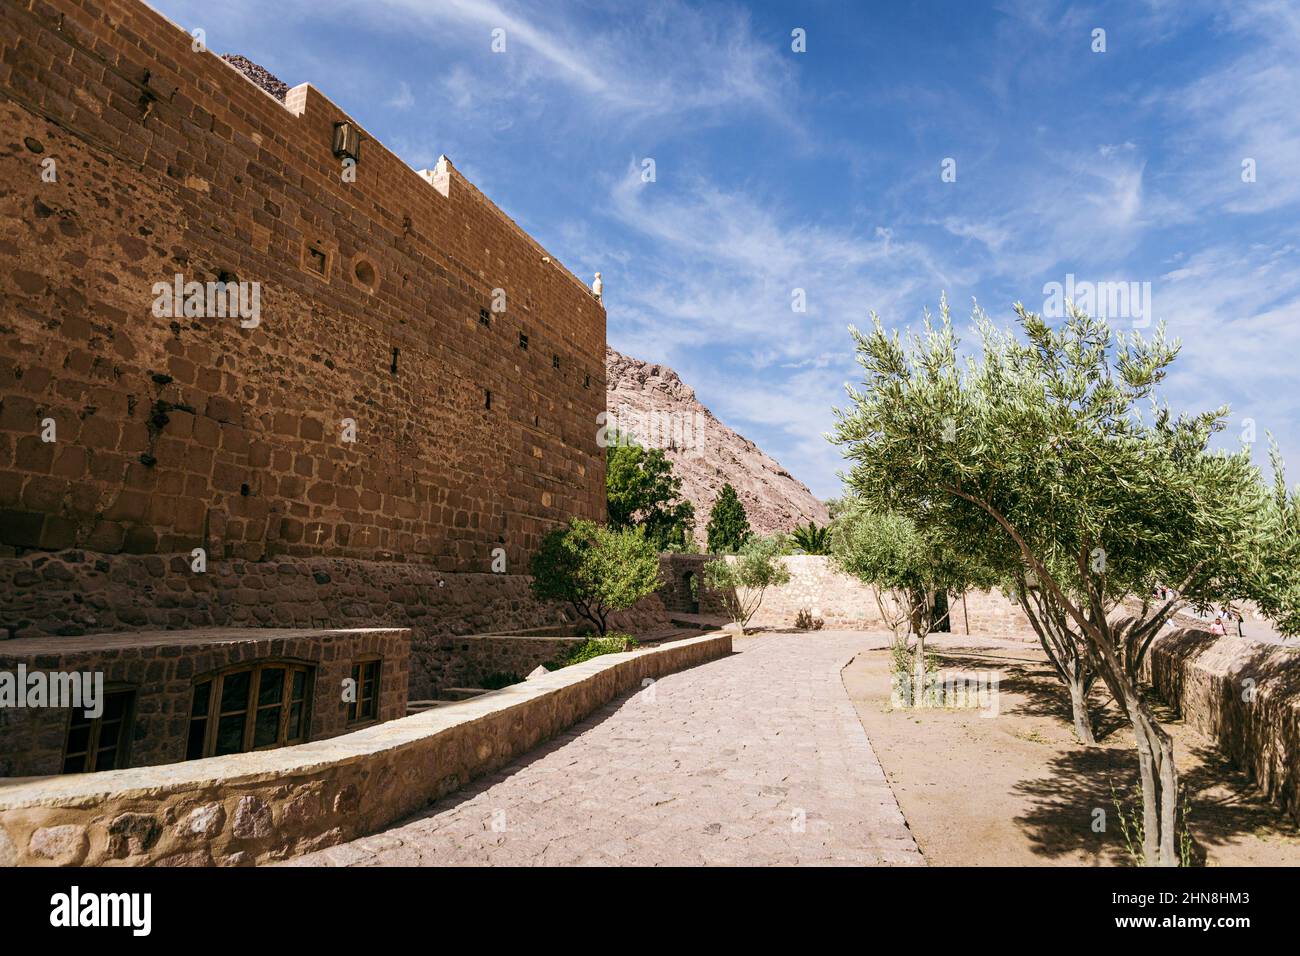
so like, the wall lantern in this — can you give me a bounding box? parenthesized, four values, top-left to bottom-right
(332, 122, 363, 163)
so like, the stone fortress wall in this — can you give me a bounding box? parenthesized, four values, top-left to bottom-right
(0, 0, 607, 578)
(0, 0, 629, 705)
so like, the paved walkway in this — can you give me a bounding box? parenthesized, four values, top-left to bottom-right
(287, 631, 923, 866)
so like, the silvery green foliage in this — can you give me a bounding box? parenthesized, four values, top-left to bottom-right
(832, 296, 1273, 640)
(831, 295, 1282, 865)
(703, 535, 792, 627)
(1253, 439, 1300, 636)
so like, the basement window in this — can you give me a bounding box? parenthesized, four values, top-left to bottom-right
(187, 662, 314, 759)
(518, 332, 529, 350)
(348, 658, 382, 724)
(63, 689, 135, 773)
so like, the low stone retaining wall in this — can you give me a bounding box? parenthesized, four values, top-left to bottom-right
(0, 631, 731, 866)
(1144, 628, 1300, 825)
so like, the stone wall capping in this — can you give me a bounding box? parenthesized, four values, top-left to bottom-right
(0, 632, 730, 865)
(0, 626, 409, 656)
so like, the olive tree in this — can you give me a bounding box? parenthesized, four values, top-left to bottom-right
(832, 297, 1272, 865)
(703, 534, 792, 629)
(832, 503, 990, 703)
(1251, 439, 1300, 636)
(1005, 556, 1103, 744)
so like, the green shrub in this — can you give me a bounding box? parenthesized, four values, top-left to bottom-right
(479, 671, 522, 689)
(529, 519, 661, 635)
(703, 534, 792, 627)
(544, 632, 639, 670)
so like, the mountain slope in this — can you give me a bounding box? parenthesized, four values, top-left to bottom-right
(606, 347, 829, 544)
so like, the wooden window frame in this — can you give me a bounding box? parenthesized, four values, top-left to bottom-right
(348, 657, 383, 725)
(187, 661, 315, 760)
(62, 685, 136, 774)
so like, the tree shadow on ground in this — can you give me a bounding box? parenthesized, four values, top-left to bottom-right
(1009, 744, 1138, 865)
(1004, 668, 1299, 864)
(1176, 741, 1300, 854)
(935, 651, 1127, 742)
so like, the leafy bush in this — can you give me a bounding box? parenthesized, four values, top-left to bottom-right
(478, 671, 522, 689)
(529, 519, 661, 635)
(544, 632, 639, 670)
(704, 534, 792, 628)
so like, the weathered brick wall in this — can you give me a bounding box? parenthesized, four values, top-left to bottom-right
(0, 0, 605, 577)
(0, 626, 410, 777)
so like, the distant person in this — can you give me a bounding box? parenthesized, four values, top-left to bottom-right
(1211, 617, 1226, 637)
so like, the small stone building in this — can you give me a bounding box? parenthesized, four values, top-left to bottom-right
(0, 627, 409, 777)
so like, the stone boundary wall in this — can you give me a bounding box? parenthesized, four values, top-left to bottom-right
(693, 554, 1034, 635)
(1143, 627, 1300, 825)
(0, 626, 410, 776)
(0, 548, 672, 698)
(948, 589, 1036, 639)
(657, 553, 727, 615)
(0, 632, 731, 866)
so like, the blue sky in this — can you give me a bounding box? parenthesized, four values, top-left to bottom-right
(152, 0, 1300, 500)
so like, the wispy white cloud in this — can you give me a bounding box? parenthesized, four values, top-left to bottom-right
(386, 80, 415, 110)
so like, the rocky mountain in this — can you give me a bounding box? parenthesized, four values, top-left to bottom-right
(606, 347, 829, 545)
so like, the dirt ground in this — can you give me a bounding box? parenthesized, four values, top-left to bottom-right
(842, 635, 1300, 866)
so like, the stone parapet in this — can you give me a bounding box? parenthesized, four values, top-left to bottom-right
(1144, 627, 1300, 825)
(0, 631, 731, 866)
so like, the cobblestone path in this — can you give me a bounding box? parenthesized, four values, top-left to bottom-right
(287, 631, 923, 866)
